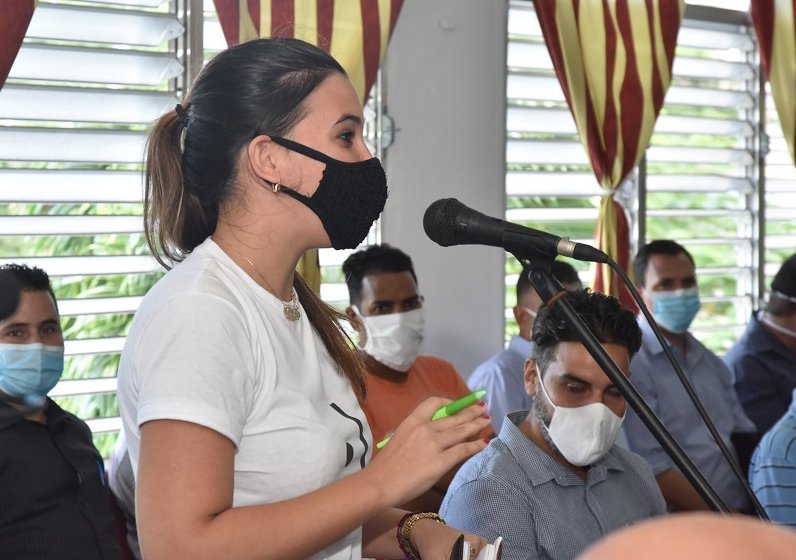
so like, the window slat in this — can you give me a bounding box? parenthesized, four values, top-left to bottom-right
(85, 417, 122, 434)
(506, 139, 589, 165)
(50, 377, 118, 398)
(28, 3, 184, 47)
(647, 145, 753, 165)
(647, 208, 751, 218)
(0, 170, 142, 203)
(0, 128, 146, 163)
(9, 44, 183, 86)
(0, 85, 178, 124)
(66, 338, 126, 356)
(59, 296, 144, 316)
(507, 106, 753, 137)
(506, 171, 603, 196)
(0, 256, 161, 276)
(507, 208, 598, 221)
(672, 56, 754, 81)
(0, 216, 143, 236)
(647, 175, 753, 194)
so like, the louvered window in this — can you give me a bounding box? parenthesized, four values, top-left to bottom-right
(506, 0, 795, 352)
(0, 0, 183, 455)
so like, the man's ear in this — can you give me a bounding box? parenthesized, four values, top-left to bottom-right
(638, 285, 653, 312)
(524, 358, 538, 397)
(246, 135, 281, 185)
(346, 306, 365, 338)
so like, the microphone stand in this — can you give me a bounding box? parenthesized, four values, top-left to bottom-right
(507, 239, 730, 514)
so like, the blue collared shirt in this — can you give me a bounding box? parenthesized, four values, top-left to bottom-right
(724, 312, 796, 433)
(468, 336, 533, 433)
(624, 318, 756, 511)
(749, 388, 796, 527)
(440, 411, 666, 560)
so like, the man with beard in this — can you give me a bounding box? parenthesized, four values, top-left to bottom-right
(440, 290, 665, 560)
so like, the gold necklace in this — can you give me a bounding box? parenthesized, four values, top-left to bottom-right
(214, 237, 301, 321)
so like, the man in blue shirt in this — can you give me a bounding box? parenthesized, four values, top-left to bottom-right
(725, 253, 796, 434)
(441, 290, 666, 560)
(623, 240, 756, 512)
(468, 261, 582, 433)
(749, 388, 796, 527)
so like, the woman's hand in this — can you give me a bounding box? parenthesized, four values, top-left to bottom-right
(366, 396, 490, 507)
(411, 518, 487, 560)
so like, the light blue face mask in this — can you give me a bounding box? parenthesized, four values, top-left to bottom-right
(0, 343, 64, 400)
(651, 287, 701, 334)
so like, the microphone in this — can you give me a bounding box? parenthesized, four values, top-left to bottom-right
(423, 198, 608, 263)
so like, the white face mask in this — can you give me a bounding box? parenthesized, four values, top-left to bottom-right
(536, 371, 625, 466)
(522, 307, 538, 318)
(353, 306, 425, 372)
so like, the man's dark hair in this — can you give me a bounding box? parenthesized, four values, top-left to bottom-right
(633, 240, 695, 288)
(342, 244, 417, 305)
(0, 264, 58, 310)
(767, 253, 796, 317)
(517, 260, 583, 302)
(552, 261, 582, 288)
(531, 290, 641, 374)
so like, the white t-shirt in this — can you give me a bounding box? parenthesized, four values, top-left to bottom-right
(117, 238, 372, 560)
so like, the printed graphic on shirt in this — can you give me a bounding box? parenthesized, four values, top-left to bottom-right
(330, 402, 369, 469)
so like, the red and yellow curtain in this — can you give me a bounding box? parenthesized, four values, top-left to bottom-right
(213, 0, 404, 291)
(1, 1, 36, 91)
(213, 0, 403, 105)
(534, 0, 683, 307)
(752, 0, 796, 166)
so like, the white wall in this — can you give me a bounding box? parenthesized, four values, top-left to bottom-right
(381, 0, 509, 377)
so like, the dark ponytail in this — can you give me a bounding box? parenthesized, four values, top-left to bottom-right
(143, 38, 366, 394)
(144, 111, 217, 268)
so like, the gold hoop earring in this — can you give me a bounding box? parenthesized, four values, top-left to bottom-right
(272, 181, 281, 193)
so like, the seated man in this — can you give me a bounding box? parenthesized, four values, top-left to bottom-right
(469, 260, 582, 433)
(748, 388, 796, 527)
(725, 253, 796, 434)
(441, 290, 666, 560)
(0, 264, 120, 560)
(624, 240, 756, 512)
(343, 244, 479, 511)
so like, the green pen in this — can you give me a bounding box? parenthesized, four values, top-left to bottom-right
(376, 390, 487, 449)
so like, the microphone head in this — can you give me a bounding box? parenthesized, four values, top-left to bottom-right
(423, 198, 466, 247)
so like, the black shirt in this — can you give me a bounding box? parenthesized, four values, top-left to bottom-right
(0, 398, 121, 559)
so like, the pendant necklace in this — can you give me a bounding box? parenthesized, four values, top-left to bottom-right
(213, 237, 301, 321)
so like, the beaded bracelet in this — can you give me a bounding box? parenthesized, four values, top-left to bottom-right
(396, 511, 446, 560)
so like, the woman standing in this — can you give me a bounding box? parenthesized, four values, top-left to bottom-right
(117, 38, 490, 559)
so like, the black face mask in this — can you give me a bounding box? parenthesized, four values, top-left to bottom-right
(268, 136, 389, 250)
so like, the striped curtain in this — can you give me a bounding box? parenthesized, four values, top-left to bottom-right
(534, 0, 683, 306)
(213, 0, 404, 292)
(0, 1, 36, 91)
(752, 0, 796, 166)
(213, 0, 403, 104)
